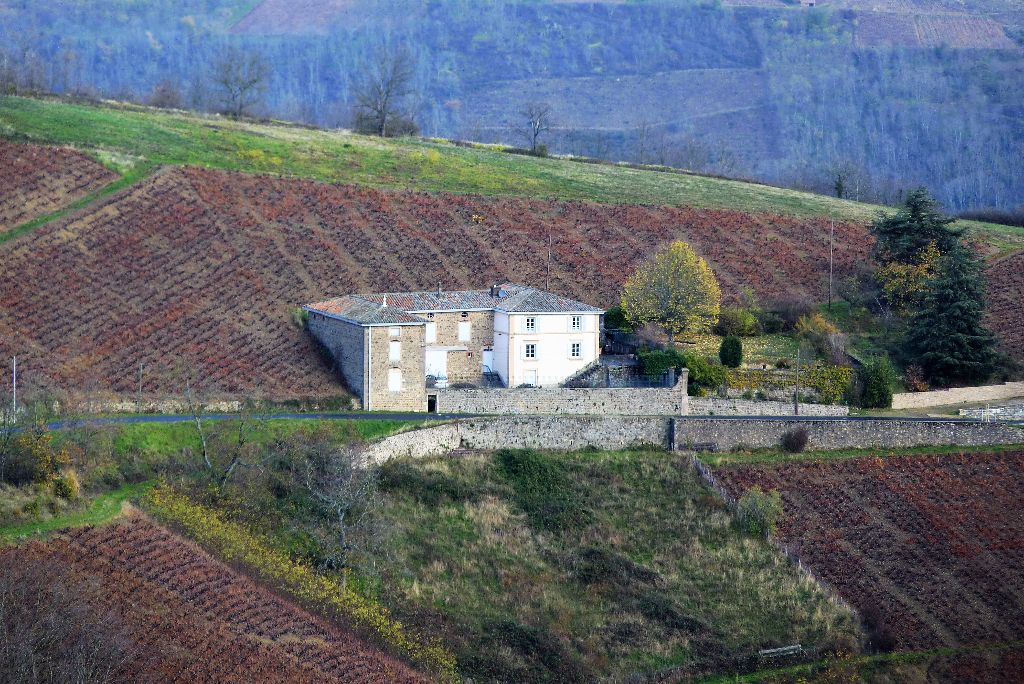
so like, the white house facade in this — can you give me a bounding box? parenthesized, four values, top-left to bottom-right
(303, 284, 604, 411)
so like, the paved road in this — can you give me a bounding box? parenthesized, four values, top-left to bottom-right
(20, 411, 1019, 432)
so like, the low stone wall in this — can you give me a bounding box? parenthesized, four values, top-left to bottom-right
(674, 418, 1023, 452)
(690, 398, 848, 417)
(434, 378, 688, 417)
(362, 415, 1023, 465)
(363, 416, 671, 465)
(892, 381, 1024, 410)
(959, 402, 1024, 421)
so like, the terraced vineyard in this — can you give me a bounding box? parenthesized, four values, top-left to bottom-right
(0, 140, 116, 232)
(0, 164, 871, 400)
(715, 451, 1024, 652)
(1, 516, 428, 683)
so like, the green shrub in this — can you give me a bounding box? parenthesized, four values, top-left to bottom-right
(2, 428, 70, 487)
(603, 305, 631, 331)
(857, 356, 896, 409)
(734, 487, 783, 536)
(716, 307, 761, 337)
(496, 449, 588, 531)
(52, 470, 81, 500)
(377, 460, 481, 507)
(636, 348, 687, 379)
(719, 336, 743, 368)
(757, 310, 786, 334)
(780, 427, 809, 453)
(568, 547, 661, 587)
(684, 355, 728, 396)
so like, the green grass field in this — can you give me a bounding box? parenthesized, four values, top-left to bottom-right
(0, 481, 155, 544)
(2, 94, 1020, 247)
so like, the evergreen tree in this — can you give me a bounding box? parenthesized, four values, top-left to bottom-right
(719, 336, 743, 368)
(857, 356, 895, 409)
(871, 188, 961, 263)
(904, 243, 996, 387)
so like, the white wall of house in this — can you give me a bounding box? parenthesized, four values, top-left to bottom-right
(493, 312, 511, 386)
(504, 313, 601, 387)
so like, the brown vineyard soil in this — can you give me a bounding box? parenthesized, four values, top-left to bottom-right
(0, 165, 872, 399)
(715, 451, 1024, 654)
(0, 161, 1016, 400)
(985, 251, 1024, 363)
(0, 140, 117, 232)
(0, 516, 429, 683)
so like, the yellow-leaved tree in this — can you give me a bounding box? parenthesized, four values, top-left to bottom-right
(621, 240, 721, 344)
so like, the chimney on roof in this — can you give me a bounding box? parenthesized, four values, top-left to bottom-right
(490, 284, 500, 298)
(382, 294, 387, 307)
(437, 283, 442, 295)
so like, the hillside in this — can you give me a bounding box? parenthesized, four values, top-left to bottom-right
(1, 97, 1020, 401)
(0, 139, 116, 233)
(717, 450, 1024, 653)
(2, 0, 1022, 211)
(0, 162, 872, 401)
(3, 516, 428, 682)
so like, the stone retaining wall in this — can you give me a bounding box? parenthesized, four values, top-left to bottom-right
(892, 381, 1024, 410)
(362, 416, 1022, 465)
(363, 416, 670, 465)
(673, 418, 1023, 452)
(690, 398, 848, 417)
(434, 375, 688, 416)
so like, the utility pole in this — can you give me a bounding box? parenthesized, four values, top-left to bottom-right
(793, 348, 801, 416)
(137, 361, 144, 414)
(546, 229, 552, 291)
(828, 216, 835, 310)
(10, 355, 16, 418)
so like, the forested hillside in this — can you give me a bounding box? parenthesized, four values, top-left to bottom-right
(1, 0, 1021, 212)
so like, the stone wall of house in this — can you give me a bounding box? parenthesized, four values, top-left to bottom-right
(434, 375, 688, 416)
(689, 398, 849, 417)
(361, 416, 1023, 465)
(673, 418, 1023, 451)
(429, 310, 494, 383)
(892, 382, 1024, 410)
(307, 315, 366, 407)
(366, 325, 427, 412)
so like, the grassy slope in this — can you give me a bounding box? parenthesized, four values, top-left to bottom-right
(0, 481, 154, 543)
(370, 449, 860, 681)
(1, 419, 415, 541)
(1, 94, 1019, 245)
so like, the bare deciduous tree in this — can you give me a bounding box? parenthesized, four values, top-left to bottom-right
(353, 47, 418, 138)
(211, 48, 269, 119)
(517, 101, 553, 153)
(147, 79, 182, 109)
(297, 437, 381, 573)
(0, 554, 135, 683)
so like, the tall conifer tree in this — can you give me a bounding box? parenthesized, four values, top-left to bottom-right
(904, 242, 996, 386)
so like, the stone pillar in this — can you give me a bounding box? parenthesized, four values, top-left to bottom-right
(678, 368, 690, 415)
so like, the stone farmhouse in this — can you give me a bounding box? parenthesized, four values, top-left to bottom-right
(304, 284, 604, 411)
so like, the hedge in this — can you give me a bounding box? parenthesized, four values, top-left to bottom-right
(726, 365, 854, 404)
